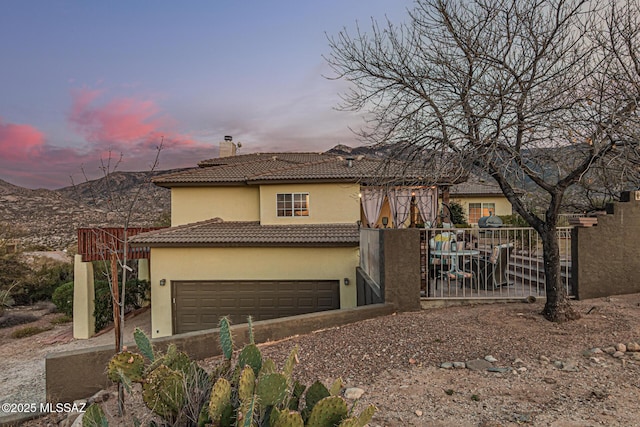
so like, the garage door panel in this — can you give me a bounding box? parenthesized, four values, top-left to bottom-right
(173, 280, 339, 334)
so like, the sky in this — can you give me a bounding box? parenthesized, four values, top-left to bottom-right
(0, 1, 412, 189)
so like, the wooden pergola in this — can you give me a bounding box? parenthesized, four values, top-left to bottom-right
(77, 227, 164, 262)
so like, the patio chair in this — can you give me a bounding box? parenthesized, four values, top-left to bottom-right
(474, 243, 513, 290)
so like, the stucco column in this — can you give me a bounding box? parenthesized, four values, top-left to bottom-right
(73, 254, 95, 339)
(137, 258, 150, 281)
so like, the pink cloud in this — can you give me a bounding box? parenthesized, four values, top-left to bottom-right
(0, 117, 46, 161)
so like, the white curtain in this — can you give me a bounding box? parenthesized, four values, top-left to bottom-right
(414, 187, 438, 226)
(387, 187, 413, 228)
(360, 187, 385, 228)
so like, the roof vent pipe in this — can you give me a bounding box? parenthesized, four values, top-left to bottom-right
(346, 156, 355, 168)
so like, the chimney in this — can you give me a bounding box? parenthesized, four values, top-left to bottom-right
(219, 135, 237, 158)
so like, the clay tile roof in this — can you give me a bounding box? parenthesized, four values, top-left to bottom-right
(450, 177, 524, 196)
(128, 219, 359, 247)
(153, 152, 466, 187)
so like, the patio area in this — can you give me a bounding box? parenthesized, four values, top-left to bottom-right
(421, 227, 574, 299)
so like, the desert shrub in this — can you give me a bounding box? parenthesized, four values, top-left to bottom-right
(52, 281, 74, 317)
(10, 325, 53, 339)
(1, 256, 73, 305)
(94, 279, 150, 332)
(0, 313, 38, 329)
(50, 314, 72, 324)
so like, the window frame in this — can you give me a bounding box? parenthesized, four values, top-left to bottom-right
(468, 202, 496, 224)
(276, 192, 310, 217)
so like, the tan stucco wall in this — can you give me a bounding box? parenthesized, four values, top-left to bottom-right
(73, 255, 95, 339)
(259, 183, 360, 225)
(450, 196, 513, 224)
(149, 246, 359, 337)
(171, 186, 260, 226)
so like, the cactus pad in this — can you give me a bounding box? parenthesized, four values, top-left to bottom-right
(218, 316, 234, 360)
(302, 380, 330, 420)
(329, 378, 343, 397)
(107, 351, 145, 383)
(288, 381, 306, 411)
(270, 408, 304, 427)
(209, 377, 232, 423)
(142, 365, 185, 421)
(256, 373, 288, 407)
(337, 405, 377, 427)
(306, 396, 348, 427)
(261, 357, 277, 375)
(282, 346, 299, 381)
(133, 327, 154, 362)
(238, 365, 256, 403)
(238, 343, 262, 376)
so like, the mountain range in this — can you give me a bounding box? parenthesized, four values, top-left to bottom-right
(1, 145, 392, 251)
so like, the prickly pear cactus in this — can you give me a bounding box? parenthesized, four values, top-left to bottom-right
(282, 346, 299, 382)
(261, 357, 277, 375)
(288, 381, 306, 411)
(329, 378, 343, 397)
(255, 373, 288, 407)
(162, 344, 193, 374)
(302, 381, 330, 420)
(305, 396, 348, 427)
(270, 408, 304, 427)
(238, 365, 256, 403)
(337, 404, 376, 427)
(209, 377, 232, 424)
(238, 343, 262, 375)
(218, 316, 234, 360)
(142, 365, 185, 421)
(133, 327, 154, 361)
(82, 403, 108, 427)
(107, 351, 145, 383)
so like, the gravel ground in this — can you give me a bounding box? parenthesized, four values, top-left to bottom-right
(7, 294, 640, 426)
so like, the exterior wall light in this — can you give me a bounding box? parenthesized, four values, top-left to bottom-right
(344, 277, 350, 286)
(160, 279, 166, 287)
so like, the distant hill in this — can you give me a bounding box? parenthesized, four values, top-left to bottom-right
(1, 172, 174, 250)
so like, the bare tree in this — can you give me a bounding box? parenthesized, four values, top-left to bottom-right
(327, 0, 640, 321)
(72, 140, 163, 414)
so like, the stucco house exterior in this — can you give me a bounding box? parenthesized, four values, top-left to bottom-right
(449, 178, 515, 225)
(129, 149, 463, 337)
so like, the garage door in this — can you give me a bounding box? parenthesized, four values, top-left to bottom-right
(172, 280, 340, 334)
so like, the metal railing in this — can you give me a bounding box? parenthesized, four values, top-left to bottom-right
(421, 227, 573, 299)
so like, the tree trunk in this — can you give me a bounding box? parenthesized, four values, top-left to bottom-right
(540, 225, 580, 322)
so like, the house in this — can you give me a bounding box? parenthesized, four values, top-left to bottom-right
(129, 143, 463, 337)
(448, 177, 515, 225)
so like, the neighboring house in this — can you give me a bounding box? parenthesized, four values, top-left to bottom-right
(130, 147, 463, 337)
(449, 178, 516, 225)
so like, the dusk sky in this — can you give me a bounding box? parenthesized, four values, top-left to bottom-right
(0, 1, 412, 189)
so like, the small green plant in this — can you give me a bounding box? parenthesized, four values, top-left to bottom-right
(471, 394, 480, 401)
(10, 325, 53, 339)
(444, 389, 454, 396)
(52, 281, 74, 317)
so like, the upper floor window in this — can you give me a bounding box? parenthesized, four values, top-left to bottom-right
(468, 202, 495, 224)
(277, 193, 309, 217)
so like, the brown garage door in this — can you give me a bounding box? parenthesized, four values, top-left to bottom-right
(172, 280, 340, 334)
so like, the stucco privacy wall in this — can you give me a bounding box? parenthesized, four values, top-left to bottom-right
(573, 195, 640, 299)
(171, 186, 260, 226)
(46, 304, 395, 403)
(259, 183, 360, 225)
(150, 246, 359, 337)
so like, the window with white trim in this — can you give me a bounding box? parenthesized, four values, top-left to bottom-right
(277, 193, 309, 217)
(468, 202, 495, 224)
